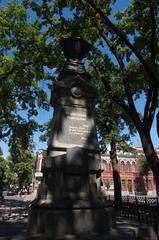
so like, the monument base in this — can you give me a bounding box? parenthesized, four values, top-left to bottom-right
(28, 204, 113, 237)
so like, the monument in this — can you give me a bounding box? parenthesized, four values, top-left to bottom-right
(28, 36, 112, 238)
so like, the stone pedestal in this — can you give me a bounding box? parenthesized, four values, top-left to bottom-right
(28, 207, 113, 237)
(28, 36, 113, 237)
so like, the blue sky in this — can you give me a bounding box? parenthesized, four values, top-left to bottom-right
(0, 0, 158, 158)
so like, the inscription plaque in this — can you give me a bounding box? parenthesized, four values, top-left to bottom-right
(50, 105, 99, 148)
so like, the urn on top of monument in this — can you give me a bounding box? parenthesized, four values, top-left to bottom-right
(60, 36, 91, 61)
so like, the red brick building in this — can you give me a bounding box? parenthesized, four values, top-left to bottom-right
(35, 147, 159, 196)
(35, 149, 46, 179)
(101, 147, 159, 196)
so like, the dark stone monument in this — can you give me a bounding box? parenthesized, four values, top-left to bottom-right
(28, 36, 112, 238)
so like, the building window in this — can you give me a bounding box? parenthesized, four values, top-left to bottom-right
(128, 180, 132, 192)
(121, 179, 126, 191)
(120, 161, 125, 172)
(132, 162, 136, 173)
(126, 162, 131, 172)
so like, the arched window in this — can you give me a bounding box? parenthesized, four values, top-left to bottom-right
(132, 162, 136, 173)
(121, 179, 126, 191)
(126, 162, 131, 172)
(120, 161, 125, 172)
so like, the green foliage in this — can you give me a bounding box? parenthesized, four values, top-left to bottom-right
(95, 77, 135, 151)
(0, 149, 16, 190)
(9, 148, 35, 189)
(0, 0, 62, 142)
(0, 157, 5, 174)
(39, 119, 52, 142)
(8, 123, 35, 189)
(1, 156, 18, 188)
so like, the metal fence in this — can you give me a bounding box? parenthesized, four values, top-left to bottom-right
(105, 195, 159, 238)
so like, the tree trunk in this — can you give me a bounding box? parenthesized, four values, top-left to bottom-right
(0, 169, 4, 197)
(18, 174, 23, 190)
(157, 112, 159, 138)
(110, 138, 122, 206)
(138, 129, 159, 195)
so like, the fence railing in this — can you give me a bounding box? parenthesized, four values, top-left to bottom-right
(105, 195, 159, 238)
(105, 195, 159, 206)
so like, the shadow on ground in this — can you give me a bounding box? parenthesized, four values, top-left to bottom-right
(0, 198, 31, 208)
(0, 217, 137, 240)
(0, 220, 27, 238)
(0, 198, 138, 239)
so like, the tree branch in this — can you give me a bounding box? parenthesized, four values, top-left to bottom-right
(0, 61, 32, 78)
(157, 112, 159, 138)
(143, 82, 158, 130)
(93, 27, 142, 128)
(83, 0, 158, 131)
(143, 85, 153, 122)
(149, 1, 157, 62)
(99, 30, 125, 72)
(90, 59, 141, 129)
(0, 129, 11, 139)
(147, 89, 158, 130)
(142, 1, 157, 128)
(83, 0, 157, 82)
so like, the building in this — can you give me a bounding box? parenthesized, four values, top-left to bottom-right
(35, 147, 159, 196)
(101, 147, 159, 196)
(35, 149, 46, 179)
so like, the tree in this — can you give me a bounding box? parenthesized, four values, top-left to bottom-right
(4, 159, 18, 189)
(0, 148, 5, 196)
(9, 147, 35, 191)
(9, 123, 35, 190)
(13, 154, 34, 191)
(96, 95, 123, 205)
(89, 0, 159, 193)
(138, 155, 151, 178)
(0, 149, 16, 195)
(138, 154, 151, 193)
(0, 1, 55, 142)
(96, 88, 135, 205)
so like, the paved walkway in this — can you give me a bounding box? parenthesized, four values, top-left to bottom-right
(0, 218, 136, 240)
(0, 195, 157, 240)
